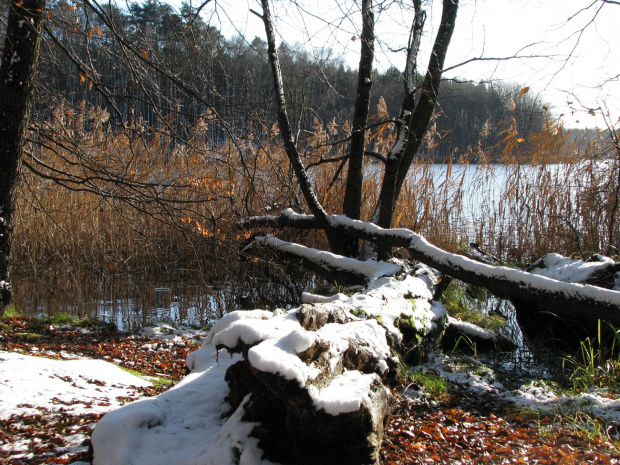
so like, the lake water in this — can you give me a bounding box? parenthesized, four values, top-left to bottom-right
(13, 263, 314, 331)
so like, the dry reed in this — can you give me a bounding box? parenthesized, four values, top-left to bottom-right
(9, 100, 620, 319)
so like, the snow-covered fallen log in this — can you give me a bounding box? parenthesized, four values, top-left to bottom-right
(242, 209, 620, 328)
(513, 253, 620, 345)
(243, 235, 401, 285)
(90, 270, 448, 465)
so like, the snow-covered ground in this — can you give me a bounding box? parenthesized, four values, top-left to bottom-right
(5, 340, 620, 464)
(3, 266, 620, 464)
(0, 351, 152, 419)
(422, 351, 620, 426)
(91, 345, 272, 465)
(0, 324, 207, 463)
(0, 350, 152, 462)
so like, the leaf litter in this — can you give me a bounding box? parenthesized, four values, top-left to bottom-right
(1, 316, 619, 464)
(0, 317, 205, 464)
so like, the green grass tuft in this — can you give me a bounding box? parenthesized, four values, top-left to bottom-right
(405, 368, 452, 398)
(440, 281, 506, 333)
(119, 366, 176, 388)
(1, 304, 21, 319)
(562, 320, 620, 391)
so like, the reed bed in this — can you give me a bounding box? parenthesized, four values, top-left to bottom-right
(9, 101, 620, 319)
(306, 107, 619, 264)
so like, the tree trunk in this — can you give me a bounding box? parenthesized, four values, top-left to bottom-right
(241, 210, 620, 330)
(373, 0, 425, 259)
(0, 0, 46, 312)
(377, 0, 458, 241)
(341, 0, 374, 257)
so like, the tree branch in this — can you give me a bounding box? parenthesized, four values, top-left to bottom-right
(242, 209, 620, 326)
(259, 0, 329, 226)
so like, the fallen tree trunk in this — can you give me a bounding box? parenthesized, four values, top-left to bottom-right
(244, 235, 402, 285)
(512, 253, 620, 348)
(242, 209, 620, 329)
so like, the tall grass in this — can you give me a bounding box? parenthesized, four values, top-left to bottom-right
(390, 119, 620, 264)
(10, 99, 620, 320)
(562, 320, 620, 391)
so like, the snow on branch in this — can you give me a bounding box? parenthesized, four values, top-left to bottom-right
(242, 209, 620, 325)
(245, 235, 401, 285)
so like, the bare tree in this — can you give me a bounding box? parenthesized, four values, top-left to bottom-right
(252, 0, 458, 259)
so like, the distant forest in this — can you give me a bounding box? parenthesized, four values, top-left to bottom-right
(5, 0, 550, 162)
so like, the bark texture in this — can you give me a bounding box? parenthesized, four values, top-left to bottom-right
(0, 0, 46, 311)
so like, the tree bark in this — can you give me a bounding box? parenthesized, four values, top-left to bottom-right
(377, 0, 458, 238)
(0, 0, 46, 311)
(394, 0, 458, 195)
(342, 0, 374, 229)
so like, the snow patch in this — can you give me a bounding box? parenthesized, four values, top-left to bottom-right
(422, 353, 620, 426)
(309, 371, 379, 415)
(530, 253, 615, 283)
(248, 331, 320, 386)
(92, 348, 274, 465)
(0, 351, 152, 419)
(301, 291, 348, 303)
(203, 309, 273, 345)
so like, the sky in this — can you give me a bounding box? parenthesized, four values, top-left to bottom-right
(191, 0, 620, 130)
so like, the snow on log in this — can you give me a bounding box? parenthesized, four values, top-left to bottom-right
(513, 253, 620, 345)
(243, 234, 401, 284)
(529, 253, 620, 290)
(90, 270, 447, 465)
(242, 209, 620, 327)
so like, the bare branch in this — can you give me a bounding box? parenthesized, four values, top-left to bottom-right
(259, 0, 329, 225)
(443, 52, 552, 74)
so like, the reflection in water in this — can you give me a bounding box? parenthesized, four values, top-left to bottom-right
(477, 297, 566, 386)
(13, 261, 315, 331)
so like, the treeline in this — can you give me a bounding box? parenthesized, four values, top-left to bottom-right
(27, 0, 547, 161)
